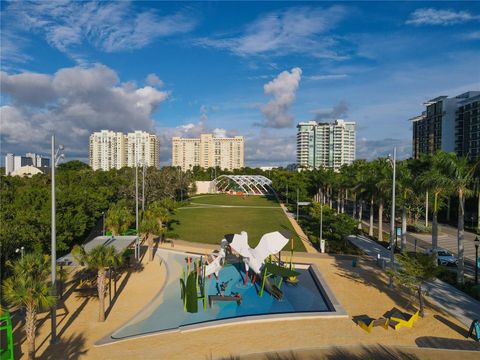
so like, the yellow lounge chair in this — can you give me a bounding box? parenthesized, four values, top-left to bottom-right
(358, 317, 389, 333)
(390, 310, 419, 329)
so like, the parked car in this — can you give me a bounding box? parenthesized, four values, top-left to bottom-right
(425, 248, 458, 266)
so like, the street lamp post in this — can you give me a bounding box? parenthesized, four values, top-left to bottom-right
(102, 211, 105, 236)
(135, 162, 139, 261)
(50, 134, 64, 345)
(319, 188, 324, 253)
(15, 246, 25, 258)
(388, 147, 397, 288)
(296, 188, 299, 221)
(475, 236, 479, 285)
(142, 163, 146, 213)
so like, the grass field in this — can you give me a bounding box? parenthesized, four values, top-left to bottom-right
(170, 194, 305, 251)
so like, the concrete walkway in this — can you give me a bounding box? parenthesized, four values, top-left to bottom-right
(280, 203, 317, 254)
(347, 234, 480, 328)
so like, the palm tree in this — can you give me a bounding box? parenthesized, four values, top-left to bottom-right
(419, 152, 451, 261)
(397, 162, 414, 251)
(372, 158, 392, 242)
(357, 162, 377, 236)
(105, 200, 134, 236)
(2, 253, 55, 360)
(437, 153, 476, 284)
(140, 209, 163, 262)
(72, 245, 123, 321)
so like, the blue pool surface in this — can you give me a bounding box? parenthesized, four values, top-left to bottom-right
(111, 249, 330, 339)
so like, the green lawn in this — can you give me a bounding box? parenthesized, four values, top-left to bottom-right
(170, 195, 305, 251)
(189, 194, 279, 207)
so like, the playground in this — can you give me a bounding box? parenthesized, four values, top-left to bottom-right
(170, 194, 305, 251)
(10, 236, 480, 359)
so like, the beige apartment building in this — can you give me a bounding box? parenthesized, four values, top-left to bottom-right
(172, 134, 244, 171)
(89, 130, 159, 171)
(126, 131, 160, 168)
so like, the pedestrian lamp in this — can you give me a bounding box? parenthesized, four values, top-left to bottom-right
(15, 246, 25, 258)
(475, 236, 479, 285)
(102, 211, 106, 236)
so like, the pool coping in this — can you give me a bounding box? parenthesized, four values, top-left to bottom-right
(95, 248, 348, 347)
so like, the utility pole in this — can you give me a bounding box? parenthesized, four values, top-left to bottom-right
(286, 183, 289, 205)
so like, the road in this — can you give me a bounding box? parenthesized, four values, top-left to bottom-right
(362, 220, 478, 276)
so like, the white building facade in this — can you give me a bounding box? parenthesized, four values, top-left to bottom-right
(5, 152, 50, 175)
(297, 119, 356, 171)
(89, 130, 159, 171)
(172, 134, 244, 171)
(126, 131, 160, 168)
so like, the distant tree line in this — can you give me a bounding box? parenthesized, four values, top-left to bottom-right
(0, 160, 192, 275)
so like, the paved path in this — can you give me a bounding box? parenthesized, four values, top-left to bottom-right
(347, 234, 480, 328)
(362, 220, 477, 275)
(280, 203, 317, 254)
(364, 220, 478, 261)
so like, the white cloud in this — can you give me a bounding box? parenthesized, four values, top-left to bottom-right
(306, 74, 348, 81)
(356, 138, 411, 160)
(1, 64, 168, 158)
(464, 31, 480, 40)
(213, 128, 227, 138)
(310, 101, 349, 122)
(259, 67, 302, 128)
(3, 0, 197, 62)
(245, 131, 297, 167)
(146, 73, 164, 87)
(406, 8, 480, 26)
(195, 6, 348, 58)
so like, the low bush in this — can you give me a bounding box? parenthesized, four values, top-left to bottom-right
(407, 223, 432, 233)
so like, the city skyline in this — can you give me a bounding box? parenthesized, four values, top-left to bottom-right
(1, 1, 480, 166)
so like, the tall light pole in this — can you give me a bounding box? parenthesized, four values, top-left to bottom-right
(388, 147, 396, 287)
(319, 188, 324, 253)
(296, 188, 299, 221)
(50, 134, 64, 345)
(475, 236, 479, 285)
(142, 163, 146, 213)
(135, 162, 139, 261)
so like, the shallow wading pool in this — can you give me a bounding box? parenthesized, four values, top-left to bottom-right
(97, 249, 346, 345)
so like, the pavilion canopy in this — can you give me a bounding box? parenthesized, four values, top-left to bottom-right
(213, 175, 274, 195)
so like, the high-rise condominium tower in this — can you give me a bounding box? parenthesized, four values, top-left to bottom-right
(172, 134, 244, 171)
(297, 119, 356, 171)
(126, 131, 160, 168)
(411, 91, 480, 160)
(89, 130, 159, 171)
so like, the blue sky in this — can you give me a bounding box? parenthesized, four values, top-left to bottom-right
(1, 1, 479, 166)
